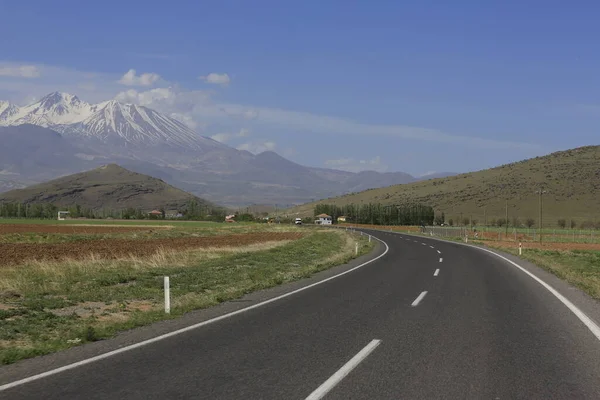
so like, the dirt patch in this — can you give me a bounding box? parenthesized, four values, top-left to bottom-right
(49, 301, 111, 318)
(0, 224, 170, 235)
(50, 300, 156, 321)
(0, 232, 304, 266)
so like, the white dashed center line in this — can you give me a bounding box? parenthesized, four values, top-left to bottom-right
(305, 339, 382, 400)
(434, 269, 440, 276)
(439, 258, 443, 263)
(411, 291, 428, 307)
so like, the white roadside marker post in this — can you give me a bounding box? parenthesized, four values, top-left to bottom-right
(519, 242, 522, 256)
(369, 235, 371, 243)
(164, 276, 171, 314)
(355, 242, 359, 256)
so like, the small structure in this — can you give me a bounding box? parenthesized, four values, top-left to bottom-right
(225, 214, 236, 223)
(337, 216, 347, 223)
(315, 213, 332, 225)
(148, 210, 163, 217)
(57, 211, 70, 221)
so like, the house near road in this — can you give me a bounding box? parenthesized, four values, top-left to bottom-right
(148, 210, 162, 217)
(315, 213, 333, 225)
(337, 216, 347, 222)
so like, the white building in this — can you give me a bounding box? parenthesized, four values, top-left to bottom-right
(315, 213, 333, 225)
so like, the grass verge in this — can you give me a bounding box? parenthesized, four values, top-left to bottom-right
(484, 244, 600, 300)
(0, 229, 373, 365)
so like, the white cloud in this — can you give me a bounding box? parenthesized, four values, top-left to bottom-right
(325, 156, 388, 173)
(114, 86, 542, 152)
(118, 69, 160, 86)
(200, 73, 231, 85)
(210, 128, 249, 143)
(237, 141, 276, 154)
(0, 64, 40, 78)
(418, 171, 437, 177)
(0, 61, 543, 155)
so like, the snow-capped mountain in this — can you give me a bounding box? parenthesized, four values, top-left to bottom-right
(0, 92, 224, 150)
(0, 91, 427, 207)
(0, 101, 20, 123)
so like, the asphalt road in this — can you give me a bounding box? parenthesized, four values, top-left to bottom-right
(2, 230, 600, 399)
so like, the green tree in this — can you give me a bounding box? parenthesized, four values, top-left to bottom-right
(525, 218, 535, 228)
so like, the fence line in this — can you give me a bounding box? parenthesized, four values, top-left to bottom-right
(422, 225, 599, 244)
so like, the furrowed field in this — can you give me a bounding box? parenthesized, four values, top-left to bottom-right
(0, 219, 373, 364)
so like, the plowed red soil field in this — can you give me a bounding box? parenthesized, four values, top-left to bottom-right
(486, 241, 600, 252)
(0, 224, 167, 234)
(0, 232, 304, 266)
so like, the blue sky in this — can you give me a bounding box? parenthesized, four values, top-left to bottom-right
(1, 0, 599, 176)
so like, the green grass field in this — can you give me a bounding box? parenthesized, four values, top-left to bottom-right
(0, 225, 373, 364)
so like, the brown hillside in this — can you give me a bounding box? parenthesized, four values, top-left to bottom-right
(286, 146, 600, 227)
(0, 164, 216, 212)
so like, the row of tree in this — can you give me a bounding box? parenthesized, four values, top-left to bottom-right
(441, 216, 600, 230)
(314, 203, 435, 226)
(0, 200, 229, 221)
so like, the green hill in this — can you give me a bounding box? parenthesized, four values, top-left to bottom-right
(0, 164, 217, 213)
(286, 146, 600, 228)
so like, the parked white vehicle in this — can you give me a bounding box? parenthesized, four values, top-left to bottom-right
(295, 218, 303, 225)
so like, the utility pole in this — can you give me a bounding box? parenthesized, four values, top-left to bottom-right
(505, 200, 508, 238)
(536, 189, 547, 243)
(484, 207, 487, 227)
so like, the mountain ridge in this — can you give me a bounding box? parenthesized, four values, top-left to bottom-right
(0, 92, 457, 206)
(284, 145, 600, 226)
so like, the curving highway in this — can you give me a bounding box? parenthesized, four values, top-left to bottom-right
(2, 229, 600, 399)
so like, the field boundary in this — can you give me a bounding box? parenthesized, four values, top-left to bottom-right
(0, 234, 388, 390)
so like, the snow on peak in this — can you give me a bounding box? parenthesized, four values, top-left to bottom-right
(5, 92, 93, 126)
(0, 101, 21, 123)
(0, 91, 223, 151)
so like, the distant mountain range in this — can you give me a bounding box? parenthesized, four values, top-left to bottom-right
(0, 92, 457, 206)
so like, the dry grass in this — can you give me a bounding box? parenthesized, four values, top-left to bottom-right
(0, 228, 374, 364)
(0, 240, 293, 296)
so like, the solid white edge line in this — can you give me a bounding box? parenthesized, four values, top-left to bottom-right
(385, 229, 600, 342)
(411, 291, 428, 306)
(0, 234, 390, 392)
(305, 339, 382, 400)
(434, 269, 440, 276)
(470, 245, 600, 342)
